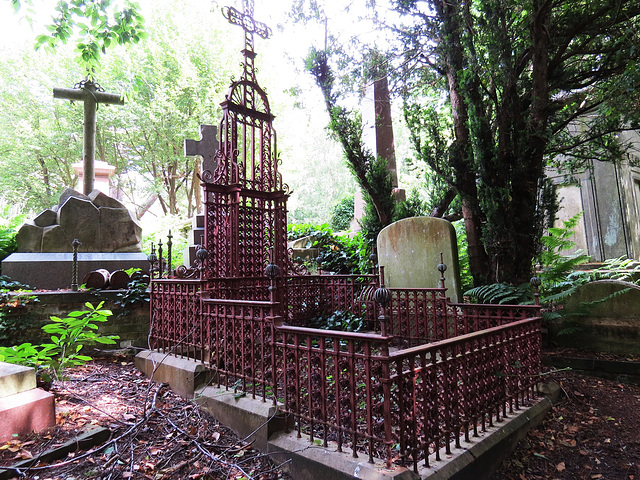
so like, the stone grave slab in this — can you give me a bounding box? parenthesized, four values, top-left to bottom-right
(0, 363, 36, 399)
(1, 252, 149, 290)
(377, 216, 462, 302)
(0, 388, 55, 442)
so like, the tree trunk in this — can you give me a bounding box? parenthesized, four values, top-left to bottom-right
(435, 0, 490, 285)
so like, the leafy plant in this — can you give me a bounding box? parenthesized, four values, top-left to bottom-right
(310, 310, 366, 333)
(465, 282, 533, 305)
(0, 302, 119, 382)
(115, 269, 150, 312)
(536, 213, 591, 291)
(0, 276, 39, 345)
(330, 194, 354, 231)
(287, 223, 372, 274)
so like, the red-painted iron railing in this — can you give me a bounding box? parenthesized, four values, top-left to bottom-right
(201, 297, 279, 401)
(384, 317, 541, 472)
(285, 274, 378, 324)
(149, 276, 542, 469)
(149, 279, 204, 360)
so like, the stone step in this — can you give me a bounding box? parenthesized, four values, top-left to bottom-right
(0, 363, 36, 399)
(0, 388, 55, 442)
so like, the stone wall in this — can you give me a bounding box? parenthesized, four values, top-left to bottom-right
(547, 281, 640, 355)
(1, 291, 149, 349)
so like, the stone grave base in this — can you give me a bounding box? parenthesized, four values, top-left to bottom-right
(0, 362, 55, 442)
(2, 252, 149, 290)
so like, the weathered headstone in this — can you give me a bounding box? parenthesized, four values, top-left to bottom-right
(185, 125, 219, 176)
(377, 216, 462, 302)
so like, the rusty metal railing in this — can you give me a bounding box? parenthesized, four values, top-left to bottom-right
(149, 276, 542, 469)
(149, 279, 204, 360)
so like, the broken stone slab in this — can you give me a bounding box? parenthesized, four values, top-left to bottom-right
(41, 225, 71, 252)
(15, 222, 42, 253)
(59, 187, 91, 206)
(89, 189, 126, 209)
(99, 207, 142, 252)
(58, 196, 101, 252)
(33, 209, 57, 228)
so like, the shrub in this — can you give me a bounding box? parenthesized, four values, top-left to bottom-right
(0, 302, 119, 382)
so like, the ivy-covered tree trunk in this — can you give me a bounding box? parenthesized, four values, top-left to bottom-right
(306, 48, 395, 232)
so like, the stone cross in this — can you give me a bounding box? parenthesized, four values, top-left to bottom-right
(184, 125, 219, 175)
(53, 80, 124, 195)
(222, 0, 271, 81)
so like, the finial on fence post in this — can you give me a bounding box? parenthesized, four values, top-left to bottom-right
(148, 243, 157, 279)
(195, 244, 209, 280)
(265, 247, 281, 303)
(167, 230, 173, 277)
(530, 272, 542, 306)
(369, 247, 378, 276)
(373, 265, 391, 337)
(437, 252, 447, 292)
(71, 238, 81, 291)
(158, 240, 164, 278)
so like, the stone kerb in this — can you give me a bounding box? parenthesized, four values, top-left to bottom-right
(377, 216, 462, 303)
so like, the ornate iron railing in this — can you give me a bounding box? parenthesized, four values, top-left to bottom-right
(149, 276, 542, 469)
(149, 279, 204, 360)
(284, 274, 378, 325)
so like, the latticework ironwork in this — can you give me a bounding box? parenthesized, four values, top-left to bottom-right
(201, 0, 289, 287)
(147, 0, 545, 470)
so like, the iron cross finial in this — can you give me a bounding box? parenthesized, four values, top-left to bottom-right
(222, 0, 271, 54)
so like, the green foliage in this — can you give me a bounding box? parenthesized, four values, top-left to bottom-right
(465, 283, 533, 305)
(0, 302, 119, 381)
(453, 220, 473, 293)
(0, 277, 38, 346)
(33, 0, 147, 77)
(393, 189, 427, 221)
(115, 270, 150, 311)
(536, 213, 591, 290)
(306, 47, 395, 231)
(309, 310, 366, 333)
(287, 223, 372, 275)
(330, 194, 354, 231)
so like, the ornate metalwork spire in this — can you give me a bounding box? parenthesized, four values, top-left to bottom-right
(222, 0, 272, 82)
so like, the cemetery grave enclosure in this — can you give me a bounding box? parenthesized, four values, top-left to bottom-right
(142, 0, 545, 476)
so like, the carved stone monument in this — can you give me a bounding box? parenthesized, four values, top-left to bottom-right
(2, 79, 147, 289)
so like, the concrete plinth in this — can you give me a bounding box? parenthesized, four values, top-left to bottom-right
(2, 252, 149, 290)
(0, 363, 36, 399)
(195, 385, 289, 453)
(268, 433, 418, 480)
(135, 350, 213, 400)
(0, 388, 55, 442)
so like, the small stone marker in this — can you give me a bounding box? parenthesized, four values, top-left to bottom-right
(377, 216, 462, 302)
(184, 125, 219, 175)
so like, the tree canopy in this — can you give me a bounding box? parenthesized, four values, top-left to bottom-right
(387, 0, 640, 285)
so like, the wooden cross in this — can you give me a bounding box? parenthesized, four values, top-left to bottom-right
(184, 124, 219, 175)
(53, 80, 124, 195)
(222, 0, 271, 80)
